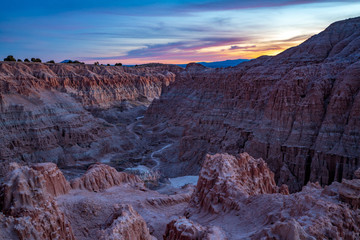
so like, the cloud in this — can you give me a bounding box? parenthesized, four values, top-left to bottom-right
(267, 34, 313, 43)
(123, 37, 253, 58)
(2, 0, 360, 64)
(229, 45, 256, 50)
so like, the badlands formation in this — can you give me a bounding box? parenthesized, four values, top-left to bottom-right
(0, 17, 359, 239)
(146, 16, 360, 192)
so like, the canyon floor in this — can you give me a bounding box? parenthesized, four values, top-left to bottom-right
(0, 17, 360, 239)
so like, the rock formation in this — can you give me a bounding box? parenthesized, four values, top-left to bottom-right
(145, 17, 360, 191)
(164, 217, 227, 240)
(57, 166, 194, 240)
(71, 163, 144, 192)
(339, 168, 360, 209)
(191, 153, 288, 213)
(97, 204, 153, 240)
(0, 153, 359, 239)
(0, 163, 75, 239)
(185, 152, 360, 239)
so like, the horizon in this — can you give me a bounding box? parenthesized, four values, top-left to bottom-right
(1, 1, 360, 65)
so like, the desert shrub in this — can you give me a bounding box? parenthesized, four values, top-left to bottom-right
(4, 55, 16, 61)
(47, 60, 55, 63)
(31, 58, 42, 63)
(17, 59, 22, 62)
(115, 63, 122, 66)
(24, 58, 30, 62)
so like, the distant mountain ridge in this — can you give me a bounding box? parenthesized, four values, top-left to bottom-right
(177, 58, 249, 68)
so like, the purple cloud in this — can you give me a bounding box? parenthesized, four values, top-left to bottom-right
(229, 45, 256, 50)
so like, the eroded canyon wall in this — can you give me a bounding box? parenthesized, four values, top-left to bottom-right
(145, 17, 360, 191)
(0, 62, 180, 173)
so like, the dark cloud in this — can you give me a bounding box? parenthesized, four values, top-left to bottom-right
(229, 45, 256, 50)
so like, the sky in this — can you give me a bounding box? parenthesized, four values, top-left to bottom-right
(0, 0, 359, 65)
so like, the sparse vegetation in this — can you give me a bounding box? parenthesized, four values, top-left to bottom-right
(115, 63, 122, 66)
(24, 58, 30, 62)
(107, 64, 110, 66)
(31, 58, 42, 63)
(17, 59, 22, 62)
(94, 62, 99, 65)
(4, 55, 16, 61)
(65, 60, 84, 64)
(47, 60, 55, 63)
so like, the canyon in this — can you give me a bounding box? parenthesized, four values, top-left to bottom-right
(0, 62, 181, 180)
(146, 16, 360, 192)
(0, 16, 359, 239)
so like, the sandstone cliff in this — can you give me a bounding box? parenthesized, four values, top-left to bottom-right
(0, 62, 179, 175)
(145, 17, 360, 191)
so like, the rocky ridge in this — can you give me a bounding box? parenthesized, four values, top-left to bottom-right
(145, 17, 360, 191)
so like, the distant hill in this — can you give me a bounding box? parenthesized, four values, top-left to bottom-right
(177, 59, 249, 68)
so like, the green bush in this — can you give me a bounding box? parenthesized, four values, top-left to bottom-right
(31, 58, 42, 63)
(115, 63, 122, 66)
(47, 60, 55, 63)
(24, 58, 30, 62)
(17, 59, 22, 62)
(4, 55, 16, 61)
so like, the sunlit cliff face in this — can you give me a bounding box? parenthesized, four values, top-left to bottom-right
(1, 0, 359, 64)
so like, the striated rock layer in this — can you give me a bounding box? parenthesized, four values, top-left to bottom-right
(145, 17, 360, 191)
(184, 153, 360, 239)
(0, 62, 179, 170)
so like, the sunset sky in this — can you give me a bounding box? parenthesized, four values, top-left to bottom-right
(1, 0, 359, 65)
